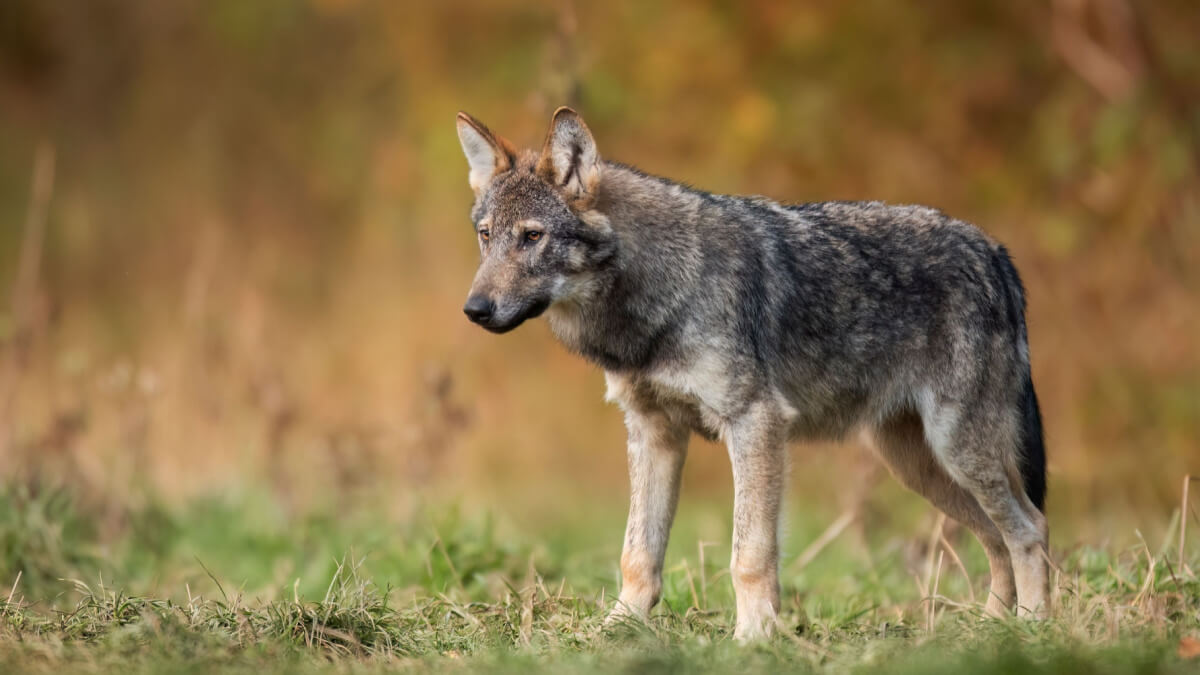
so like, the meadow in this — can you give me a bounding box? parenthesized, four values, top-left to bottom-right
(2, 477, 1200, 673)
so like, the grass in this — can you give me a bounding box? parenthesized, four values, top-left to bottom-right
(1, 482, 1199, 673)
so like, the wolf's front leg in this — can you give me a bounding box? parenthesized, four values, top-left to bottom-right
(607, 407, 689, 625)
(726, 408, 786, 641)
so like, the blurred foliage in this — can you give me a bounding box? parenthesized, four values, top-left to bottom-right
(0, 0, 1197, 528)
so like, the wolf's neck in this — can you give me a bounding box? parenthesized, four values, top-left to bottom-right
(546, 163, 707, 371)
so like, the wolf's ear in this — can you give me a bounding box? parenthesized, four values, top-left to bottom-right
(457, 112, 516, 193)
(537, 107, 601, 208)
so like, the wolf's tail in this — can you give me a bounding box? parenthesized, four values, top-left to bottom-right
(994, 246, 1047, 512)
(1018, 373, 1047, 511)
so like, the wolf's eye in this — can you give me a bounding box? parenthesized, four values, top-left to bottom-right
(525, 230, 543, 243)
(479, 229, 490, 242)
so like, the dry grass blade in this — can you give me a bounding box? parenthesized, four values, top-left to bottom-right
(791, 509, 858, 571)
(1132, 531, 1157, 610)
(924, 513, 947, 583)
(1181, 475, 1195, 575)
(683, 559, 700, 611)
(698, 540, 717, 610)
(519, 587, 533, 646)
(938, 531, 974, 604)
(195, 557, 229, 603)
(919, 512, 948, 615)
(3, 571, 21, 616)
(928, 550, 944, 633)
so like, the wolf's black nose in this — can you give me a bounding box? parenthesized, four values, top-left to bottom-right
(463, 295, 495, 324)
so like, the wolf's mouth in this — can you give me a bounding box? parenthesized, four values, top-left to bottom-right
(477, 297, 551, 334)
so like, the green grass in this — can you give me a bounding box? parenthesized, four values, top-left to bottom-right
(2, 483, 1199, 673)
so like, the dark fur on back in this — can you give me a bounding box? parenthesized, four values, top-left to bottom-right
(552, 167, 1039, 449)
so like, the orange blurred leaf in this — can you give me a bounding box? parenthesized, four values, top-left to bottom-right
(1179, 636, 1200, 660)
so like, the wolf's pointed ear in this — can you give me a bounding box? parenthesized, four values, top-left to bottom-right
(537, 107, 601, 208)
(457, 112, 516, 194)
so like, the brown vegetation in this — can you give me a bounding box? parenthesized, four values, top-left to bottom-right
(0, 1, 1196, 532)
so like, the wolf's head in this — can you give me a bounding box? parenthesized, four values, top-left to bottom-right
(456, 108, 615, 334)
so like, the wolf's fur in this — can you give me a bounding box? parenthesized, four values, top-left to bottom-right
(456, 108, 1049, 640)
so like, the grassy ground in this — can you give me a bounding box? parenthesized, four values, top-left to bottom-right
(1, 483, 1198, 674)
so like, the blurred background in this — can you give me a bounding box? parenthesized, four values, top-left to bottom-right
(0, 0, 1197, 555)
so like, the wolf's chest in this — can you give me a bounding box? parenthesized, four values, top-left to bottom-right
(644, 355, 740, 432)
(603, 352, 738, 437)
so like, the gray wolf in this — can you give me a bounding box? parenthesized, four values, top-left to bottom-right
(455, 107, 1049, 640)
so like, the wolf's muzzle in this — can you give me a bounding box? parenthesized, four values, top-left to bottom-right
(463, 294, 496, 325)
(464, 295, 550, 334)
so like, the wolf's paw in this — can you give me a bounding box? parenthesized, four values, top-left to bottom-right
(602, 602, 648, 631)
(732, 607, 779, 642)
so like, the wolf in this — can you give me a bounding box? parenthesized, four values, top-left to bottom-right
(455, 107, 1049, 640)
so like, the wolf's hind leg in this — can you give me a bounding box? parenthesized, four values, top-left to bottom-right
(922, 401, 1050, 618)
(862, 413, 1015, 615)
(608, 405, 689, 625)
